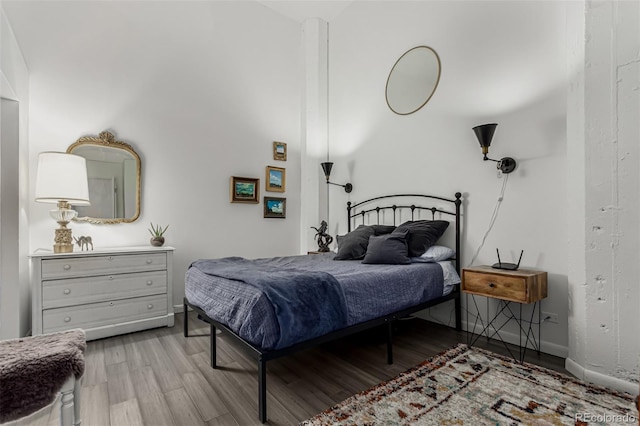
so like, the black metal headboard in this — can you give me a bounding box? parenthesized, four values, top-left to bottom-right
(347, 192, 462, 273)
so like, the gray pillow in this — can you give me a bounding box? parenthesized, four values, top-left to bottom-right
(362, 229, 411, 265)
(370, 224, 396, 235)
(395, 220, 450, 257)
(334, 225, 376, 260)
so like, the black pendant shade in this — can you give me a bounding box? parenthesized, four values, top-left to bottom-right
(472, 123, 516, 174)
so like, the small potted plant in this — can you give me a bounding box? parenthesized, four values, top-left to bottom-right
(149, 223, 169, 247)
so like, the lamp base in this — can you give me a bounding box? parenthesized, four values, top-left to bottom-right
(54, 242, 74, 253)
(53, 224, 74, 253)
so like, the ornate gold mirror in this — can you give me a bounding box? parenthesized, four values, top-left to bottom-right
(67, 131, 141, 224)
(385, 46, 441, 115)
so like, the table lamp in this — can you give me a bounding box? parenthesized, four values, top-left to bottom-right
(35, 152, 90, 253)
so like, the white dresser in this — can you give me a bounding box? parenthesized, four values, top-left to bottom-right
(30, 246, 175, 341)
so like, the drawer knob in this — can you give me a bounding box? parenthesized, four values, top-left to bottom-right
(146, 280, 153, 286)
(109, 276, 114, 281)
(488, 282, 496, 288)
(108, 256, 113, 261)
(146, 259, 153, 264)
(64, 316, 71, 322)
(63, 289, 71, 295)
(147, 304, 154, 309)
(63, 264, 71, 270)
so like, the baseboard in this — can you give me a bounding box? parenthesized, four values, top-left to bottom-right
(174, 304, 184, 314)
(464, 320, 569, 359)
(566, 357, 639, 396)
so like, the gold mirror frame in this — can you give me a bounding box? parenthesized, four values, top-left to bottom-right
(385, 45, 441, 115)
(66, 131, 141, 224)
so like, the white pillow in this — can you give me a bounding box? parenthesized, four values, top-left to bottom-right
(413, 245, 455, 262)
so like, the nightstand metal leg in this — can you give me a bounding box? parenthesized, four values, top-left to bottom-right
(467, 296, 544, 364)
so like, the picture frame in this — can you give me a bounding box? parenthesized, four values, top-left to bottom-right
(265, 166, 286, 193)
(264, 197, 286, 219)
(273, 141, 287, 161)
(230, 176, 259, 203)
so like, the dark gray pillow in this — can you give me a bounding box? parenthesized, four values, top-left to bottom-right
(362, 229, 411, 265)
(334, 225, 376, 260)
(395, 220, 450, 257)
(370, 224, 396, 235)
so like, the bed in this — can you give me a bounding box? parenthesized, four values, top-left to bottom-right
(183, 192, 462, 423)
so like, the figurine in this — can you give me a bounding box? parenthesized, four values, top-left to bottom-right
(311, 220, 333, 252)
(73, 236, 93, 251)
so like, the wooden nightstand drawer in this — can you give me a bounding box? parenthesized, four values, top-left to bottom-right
(462, 266, 547, 303)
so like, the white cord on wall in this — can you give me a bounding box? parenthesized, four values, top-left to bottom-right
(467, 173, 510, 267)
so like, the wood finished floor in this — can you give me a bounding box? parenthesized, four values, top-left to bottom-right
(9, 312, 567, 426)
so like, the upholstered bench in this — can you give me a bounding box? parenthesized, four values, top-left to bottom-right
(0, 329, 86, 426)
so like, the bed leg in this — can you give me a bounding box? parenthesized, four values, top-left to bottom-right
(210, 323, 217, 368)
(387, 320, 394, 365)
(455, 295, 462, 331)
(183, 299, 189, 337)
(258, 359, 267, 423)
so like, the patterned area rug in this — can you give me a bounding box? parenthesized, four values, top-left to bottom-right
(302, 344, 638, 425)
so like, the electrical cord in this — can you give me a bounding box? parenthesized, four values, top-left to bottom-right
(467, 173, 509, 267)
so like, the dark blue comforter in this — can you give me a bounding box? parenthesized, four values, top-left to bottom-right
(190, 257, 347, 349)
(186, 253, 453, 350)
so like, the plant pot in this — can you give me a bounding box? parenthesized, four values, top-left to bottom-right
(150, 237, 165, 247)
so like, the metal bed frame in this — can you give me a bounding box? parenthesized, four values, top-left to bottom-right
(183, 192, 462, 423)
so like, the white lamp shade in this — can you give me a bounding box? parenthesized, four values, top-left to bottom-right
(35, 152, 90, 205)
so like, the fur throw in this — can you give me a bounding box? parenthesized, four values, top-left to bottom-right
(0, 329, 86, 423)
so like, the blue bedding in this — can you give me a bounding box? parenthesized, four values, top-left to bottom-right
(189, 257, 347, 349)
(185, 253, 456, 350)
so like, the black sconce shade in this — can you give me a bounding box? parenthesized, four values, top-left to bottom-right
(473, 123, 498, 158)
(321, 162, 333, 180)
(472, 123, 516, 174)
(320, 162, 352, 193)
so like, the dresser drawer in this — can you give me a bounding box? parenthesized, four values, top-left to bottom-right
(42, 294, 168, 334)
(41, 253, 166, 279)
(42, 271, 167, 309)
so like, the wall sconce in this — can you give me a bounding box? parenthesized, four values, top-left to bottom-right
(321, 162, 353, 193)
(472, 123, 517, 174)
(35, 152, 90, 253)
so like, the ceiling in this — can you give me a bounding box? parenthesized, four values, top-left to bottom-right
(256, 0, 353, 22)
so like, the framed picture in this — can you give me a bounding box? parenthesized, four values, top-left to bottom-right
(273, 141, 287, 161)
(264, 197, 286, 218)
(265, 166, 286, 192)
(230, 176, 259, 203)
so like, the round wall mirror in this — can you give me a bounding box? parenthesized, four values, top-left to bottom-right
(67, 131, 141, 224)
(385, 46, 441, 115)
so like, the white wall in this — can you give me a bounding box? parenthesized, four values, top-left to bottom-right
(2, 1, 302, 311)
(0, 8, 30, 338)
(566, 0, 639, 394)
(328, 1, 569, 356)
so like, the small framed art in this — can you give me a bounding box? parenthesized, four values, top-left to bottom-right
(230, 176, 259, 203)
(264, 197, 286, 218)
(265, 166, 286, 192)
(273, 141, 287, 161)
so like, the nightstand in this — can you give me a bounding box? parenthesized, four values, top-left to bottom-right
(462, 265, 547, 362)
